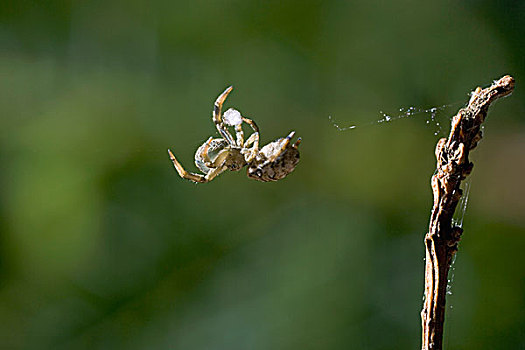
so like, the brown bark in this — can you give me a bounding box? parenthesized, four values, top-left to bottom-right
(421, 75, 515, 350)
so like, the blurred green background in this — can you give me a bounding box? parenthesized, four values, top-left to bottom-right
(1, 0, 524, 349)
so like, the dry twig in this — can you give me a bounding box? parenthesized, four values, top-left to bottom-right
(421, 75, 515, 350)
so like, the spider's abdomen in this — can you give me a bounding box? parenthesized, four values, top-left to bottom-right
(247, 144, 300, 182)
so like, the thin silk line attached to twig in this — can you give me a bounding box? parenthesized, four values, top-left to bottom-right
(329, 102, 459, 134)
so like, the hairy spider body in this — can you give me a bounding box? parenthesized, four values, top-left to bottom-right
(168, 86, 301, 183)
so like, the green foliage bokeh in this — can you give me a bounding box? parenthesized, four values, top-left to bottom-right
(1, 1, 524, 349)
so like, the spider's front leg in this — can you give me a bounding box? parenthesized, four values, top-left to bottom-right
(213, 86, 236, 145)
(168, 149, 208, 183)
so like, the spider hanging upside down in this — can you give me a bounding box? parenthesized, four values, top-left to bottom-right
(167, 86, 301, 183)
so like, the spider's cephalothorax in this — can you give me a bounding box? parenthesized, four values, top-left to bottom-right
(168, 86, 301, 183)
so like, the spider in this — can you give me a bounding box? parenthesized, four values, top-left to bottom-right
(168, 86, 301, 183)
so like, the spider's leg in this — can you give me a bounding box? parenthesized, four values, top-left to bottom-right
(199, 137, 215, 167)
(204, 165, 228, 182)
(268, 131, 295, 162)
(213, 86, 236, 145)
(293, 137, 302, 149)
(209, 148, 231, 168)
(235, 124, 244, 147)
(201, 150, 232, 181)
(241, 116, 260, 162)
(242, 117, 259, 134)
(168, 149, 208, 183)
(243, 132, 259, 162)
(244, 132, 259, 149)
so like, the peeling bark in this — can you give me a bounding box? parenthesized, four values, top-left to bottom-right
(421, 75, 515, 350)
